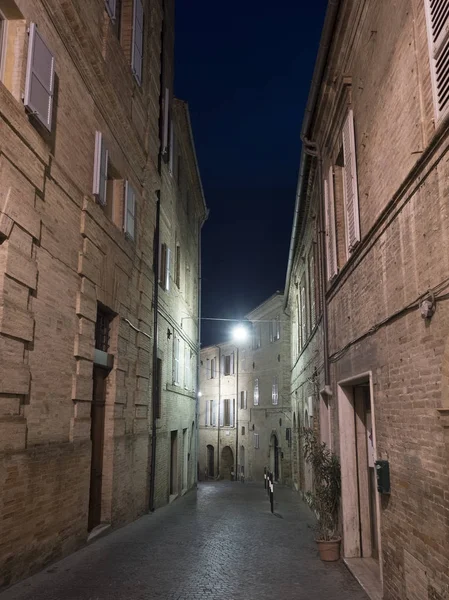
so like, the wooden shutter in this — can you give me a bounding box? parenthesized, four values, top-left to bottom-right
(162, 87, 170, 153)
(309, 252, 316, 328)
(205, 400, 210, 426)
(165, 247, 171, 291)
(219, 399, 224, 427)
(124, 181, 136, 240)
(342, 110, 361, 253)
(104, 0, 116, 19)
(269, 320, 274, 342)
(229, 399, 234, 427)
(244, 390, 247, 409)
(324, 167, 338, 280)
(272, 376, 278, 405)
(169, 121, 175, 174)
(426, 0, 449, 118)
(173, 336, 179, 384)
(131, 0, 144, 85)
(93, 132, 108, 206)
(254, 433, 259, 449)
(212, 400, 217, 426)
(221, 355, 225, 375)
(230, 352, 235, 375)
(24, 23, 55, 132)
(254, 378, 259, 406)
(300, 283, 307, 346)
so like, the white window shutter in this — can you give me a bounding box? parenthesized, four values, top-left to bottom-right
(205, 400, 210, 426)
(229, 398, 235, 427)
(93, 132, 108, 206)
(324, 167, 338, 280)
(230, 352, 235, 375)
(244, 390, 247, 409)
(124, 181, 136, 240)
(131, 0, 144, 85)
(342, 109, 361, 253)
(220, 355, 225, 375)
(301, 284, 307, 346)
(104, 0, 116, 19)
(162, 87, 170, 153)
(169, 120, 175, 174)
(212, 400, 217, 426)
(425, 0, 449, 119)
(219, 399, 224, 427)
(165, 247, 171, 291)
(24, 23, 55, 132)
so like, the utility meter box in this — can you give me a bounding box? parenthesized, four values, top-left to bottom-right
(375, 460, 390, 494)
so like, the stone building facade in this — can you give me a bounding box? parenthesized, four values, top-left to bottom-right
(0, 0, 205, 588)
(286, 1, 449, 599)
(198, 292, 291, 485)
(152, 98, 207, 508)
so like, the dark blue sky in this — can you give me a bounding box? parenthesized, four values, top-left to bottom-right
(175, 1, 328, 346)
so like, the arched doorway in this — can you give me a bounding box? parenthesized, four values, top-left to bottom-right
(270, 434, 280, 482)
(206, 445, 214, 478)
(221, 446, 234, 480)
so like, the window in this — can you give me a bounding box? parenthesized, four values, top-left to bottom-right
(24, 23, 55, 132)
(223, 353, 234, 376)
(173, 336, 180, 385)
(425, 0, 449, 120)
(205, 400, 215, 426)
(324, 164, 338, 280)
(300, 281, 307, 348)
(0, 16, 4, 69)
(252, 324, 261, 349)
(162, 87, 170, 157)
(131, 0, 144, 84)
(124, 181, 136, 240)
(286, 428, 291, 447)
(185, 262, 191, 305)
(240, 390, 247, 409)
(272, 376, 278, 405)
(222, 399, 234, 427)
(184, 346, 191, 390)
(155, 358, 162, 419)
(269, 315, 281, 342)
(95, 306, 112, 352)
(308, 250, 316, 329)
(253, 378, 259, 406)
(341, 110, 360, 256)
(159, 243, 171, 291)
(254, 433, 259, 449)
(104, 0, 117, 19)
(241, 426, 245, 436)
(175, 245, 181, 288)
(210, 357, 216, 379)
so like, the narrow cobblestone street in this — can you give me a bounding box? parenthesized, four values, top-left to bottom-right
(1, 482, 368, 600)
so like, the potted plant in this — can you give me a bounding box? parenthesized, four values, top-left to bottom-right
(303, 428, 341, 561)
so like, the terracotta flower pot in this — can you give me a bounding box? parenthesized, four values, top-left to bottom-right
(316, 538, 341, 561)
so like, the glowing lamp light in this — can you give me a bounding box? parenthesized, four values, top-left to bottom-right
(232, 324, 249, 344)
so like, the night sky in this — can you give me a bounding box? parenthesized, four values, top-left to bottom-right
(175, 1, 328, 346)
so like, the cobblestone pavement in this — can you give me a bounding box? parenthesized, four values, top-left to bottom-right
(1, 482, 368, 600)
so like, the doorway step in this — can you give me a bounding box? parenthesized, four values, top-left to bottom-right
(344, 557, 382, 600)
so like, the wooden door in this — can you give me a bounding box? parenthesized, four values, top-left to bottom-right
(88, 367, 107, 531)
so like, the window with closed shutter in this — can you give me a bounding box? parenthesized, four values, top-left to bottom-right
(24, 23, 55, 132)
(173, 336, 180, 385)
(131, 0, 143, 84)
(105, 0, 116, 19)
(205, 400, 210, 426)
(223, 399, 231, 426)
(308, 251, 316, 328)
(212, 400, 217, 426)
(240, 390, 247, 409)
(254, 433, 259, 449)
(164, 246, 171, 291)
(425, 0, 449, 120)
(300, 281, 307, 347)
(184, 346, 190, 390)
(324, 166, 338, 279)
(342, 110, 360, 255)
(93, 132, 108, 206)
(162, 87, 170, 155)
(124, 181, 136, 240)
(254, 378, 259, 406)
(272, 376, 278, 405)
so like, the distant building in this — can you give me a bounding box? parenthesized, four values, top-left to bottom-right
(198, 292, 291, 485)
(0, 0, 206, 588)
(285, 1, 449, 598)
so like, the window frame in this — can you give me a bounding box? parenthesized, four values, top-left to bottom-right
(424, 0, 449, 122)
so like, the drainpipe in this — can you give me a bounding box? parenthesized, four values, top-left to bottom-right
(149, 193, 161, 512)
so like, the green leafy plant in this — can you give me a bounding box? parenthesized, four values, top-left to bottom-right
(303, 428, 341, 541)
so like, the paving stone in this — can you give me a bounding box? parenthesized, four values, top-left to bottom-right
(0, 482, 368, 600)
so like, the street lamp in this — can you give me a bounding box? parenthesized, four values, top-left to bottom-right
(231, 323, 249, 482)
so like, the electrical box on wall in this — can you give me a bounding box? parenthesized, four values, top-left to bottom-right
(375, 460, 391, 494)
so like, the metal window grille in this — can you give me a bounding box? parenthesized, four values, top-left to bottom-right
(95, 309, 111, 351)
